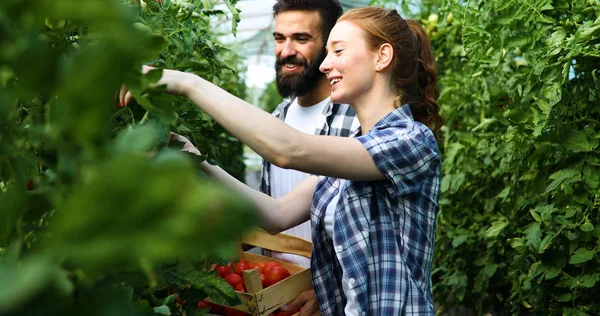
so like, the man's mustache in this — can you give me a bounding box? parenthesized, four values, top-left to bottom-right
(276, 56, 309, 70)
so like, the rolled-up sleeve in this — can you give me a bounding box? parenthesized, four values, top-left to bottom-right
(357, 123, 439, 198)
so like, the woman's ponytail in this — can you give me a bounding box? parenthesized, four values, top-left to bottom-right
(406, 19, 443, 138)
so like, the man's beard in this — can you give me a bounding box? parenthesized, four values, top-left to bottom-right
(275, 48, 326, 99)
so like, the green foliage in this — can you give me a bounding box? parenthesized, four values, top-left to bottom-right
(378, 0, 599, 314)
(258, 79, 283, 113)
(0, 0, 256, 314)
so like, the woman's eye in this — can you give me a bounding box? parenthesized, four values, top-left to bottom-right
(334, 49, 343, 55)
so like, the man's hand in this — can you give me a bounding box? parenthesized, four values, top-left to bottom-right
(280, 289, 320, 316)
(169, 132, 201, 156)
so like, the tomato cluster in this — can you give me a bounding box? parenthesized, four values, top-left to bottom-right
(195, 259, 296, 315)
(215, 259, 291, 292)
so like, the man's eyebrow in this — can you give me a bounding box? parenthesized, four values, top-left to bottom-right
(272, 32, 315, 39)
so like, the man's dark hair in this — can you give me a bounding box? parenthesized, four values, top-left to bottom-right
(273, 0, 343, 43)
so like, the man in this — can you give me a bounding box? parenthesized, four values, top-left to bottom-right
(260, 0, 359, 314)
(260, 0, 359, 266)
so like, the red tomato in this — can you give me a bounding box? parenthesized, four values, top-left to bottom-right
(253, 262, 267, 274)
(235, 283, 246, 292)
(176, 296, 186, 305)
(264, 262, 281, 273)
(225, 273, 243, 288)
(224, 307, 249, 316)
(210, 303, 225, 314)
(216, 265, 232, 277)
(260, 273, 267, 287)
(197, 300, 211, 309)
(235, 261, 253, 276)
(264, 266, 290, 287)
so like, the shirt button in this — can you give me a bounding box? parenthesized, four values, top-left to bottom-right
(348, 278, 356, 288)
(335, 245, 343, 253)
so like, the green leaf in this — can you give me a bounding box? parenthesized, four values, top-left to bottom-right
(508, 238, 524, 249)
(0, 258, 73, 314)
(153, 305, 171, 315)
(534, 96, 551, 115)
(222, 0, 240, 37)
(557, 293, 572, 302)
(539, 234, 555, 253)
(530, 209, 542, 222)
(485, 221, 509, 239)
(524, 222, 542, 250)
(575, 274, 599, 288)
(563, 131, 599, 153)
(529, 261, 543, 278)
(146, 68, 163, 84)
(466, 25, 490, 36)
(545, 168, 582, 193)
(569, 248, 597, 264)
(452, 234, 468, 248)
(440, 175, 451, 193)
(545, 266, 561, 280)
(547, 27, 567, 47)
(580, 222, 594, 232)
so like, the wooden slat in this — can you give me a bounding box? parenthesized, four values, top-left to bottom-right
(254, 269, 313, 315)
(242, 229, 312, 259)
(243, 268, 264, 294)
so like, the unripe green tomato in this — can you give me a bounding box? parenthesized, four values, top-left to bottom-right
(446, 12, 454, 24)
(428, 13, 439, 24)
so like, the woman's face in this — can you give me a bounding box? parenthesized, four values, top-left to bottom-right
(319, 21, 378, 105)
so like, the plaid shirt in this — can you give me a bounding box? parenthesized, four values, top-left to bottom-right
(259, 98, 360, 195)
(311, 104, 441, 315)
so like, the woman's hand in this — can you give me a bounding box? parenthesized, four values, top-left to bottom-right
(169, 132, 201, 156)
(118, 65, 198, 107)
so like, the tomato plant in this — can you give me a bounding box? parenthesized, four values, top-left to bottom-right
(0, 0, 258, 315)
(374, 0, 600, 314)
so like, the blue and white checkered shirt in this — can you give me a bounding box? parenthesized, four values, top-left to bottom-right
(311, 104, 441, 315)
(259, 98, 360, 195)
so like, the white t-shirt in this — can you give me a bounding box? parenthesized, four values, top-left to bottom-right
(269, 97, 330, 267)
(324, 179, 358, 316)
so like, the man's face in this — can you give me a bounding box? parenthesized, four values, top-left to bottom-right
(273, 10, 326, 99)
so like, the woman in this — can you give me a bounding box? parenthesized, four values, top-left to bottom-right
(121, 7, 442, 315)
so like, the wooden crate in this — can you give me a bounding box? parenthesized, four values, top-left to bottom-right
(207, 229, 312, 316)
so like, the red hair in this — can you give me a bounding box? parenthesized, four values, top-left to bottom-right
(338, 8, 443, 137)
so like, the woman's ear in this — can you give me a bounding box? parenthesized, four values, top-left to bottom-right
(375, 43, 394, 71)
